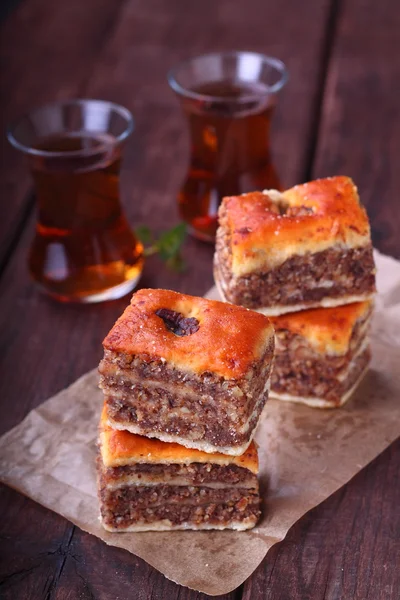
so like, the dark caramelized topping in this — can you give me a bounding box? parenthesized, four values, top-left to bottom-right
(156, 308, 200, 336)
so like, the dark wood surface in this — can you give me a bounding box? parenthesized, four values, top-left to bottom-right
(0, 1, 399, 599)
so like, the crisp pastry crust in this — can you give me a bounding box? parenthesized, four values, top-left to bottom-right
(102, 288, 274, 379)
(221, 176, 372, 277)
(99, 407, 258, 472)
(100, 518, 257, 532)
(271, 300, 373, 356)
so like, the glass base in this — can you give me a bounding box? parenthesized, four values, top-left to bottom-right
(187, 225, 216, 243)
(35, 275, 141, 304)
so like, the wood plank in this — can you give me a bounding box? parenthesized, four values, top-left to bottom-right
(241, 0, 400, 598)
(312, 0, 400, 258)
(0, 484, 239, 600)
(0, 486, 76, 600)
(48, 526, 239, 600)
(0, 481, 239, 600)
(82, 0, 333, 193)
(242, 440, 400, 600)
(1, 0, 332, 269)
(0, 0, 333, 430)
(0, 0, 126, 267)
(0, 0, 332, 598)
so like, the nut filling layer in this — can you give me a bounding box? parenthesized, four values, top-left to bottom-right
(100, 344, 273, 454)
(98, 459, 261, 531)
(103, 462, 257, 486)
(216, 233, 375, 310)
(105, 386, 267, 450)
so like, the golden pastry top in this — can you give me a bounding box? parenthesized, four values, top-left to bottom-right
(102, 288, 274, 379)
(272, 300, 373, 355)
(99, 407, 258, 473)
(219, 176, 372, 277)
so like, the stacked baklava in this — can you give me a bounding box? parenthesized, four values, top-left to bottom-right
(97, 289, 275, 531)
(214, 176, 376, 408)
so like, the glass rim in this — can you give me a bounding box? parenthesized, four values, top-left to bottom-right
(167, 51, 289, 103)
(6, 98, 134, 158)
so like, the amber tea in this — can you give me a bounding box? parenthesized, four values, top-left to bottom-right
(8, 99, 141, 302)
(26, 132, 143, 302)
(169, 52, 288, 241)
(178, 80, 281, 240)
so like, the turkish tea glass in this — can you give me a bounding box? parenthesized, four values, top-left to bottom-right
(7, 99, 143, 302)
(168, 51, 288, 242)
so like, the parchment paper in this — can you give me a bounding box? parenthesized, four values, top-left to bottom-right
(1, 249, 399, 596)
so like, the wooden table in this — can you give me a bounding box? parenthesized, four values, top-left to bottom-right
(1, 1, 399, 598)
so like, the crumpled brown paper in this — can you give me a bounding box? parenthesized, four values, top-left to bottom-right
(0, 250, 399, 596)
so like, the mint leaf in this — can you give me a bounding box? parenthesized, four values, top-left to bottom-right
(135, 225, 153, 245)
(156, 223, 187, 261)
(135, 222, 187, 272)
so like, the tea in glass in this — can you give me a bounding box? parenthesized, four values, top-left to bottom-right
(8, 100, 143, 302)
(168, 52, 288, 241)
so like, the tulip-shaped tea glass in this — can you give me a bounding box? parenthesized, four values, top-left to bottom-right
(168, 51, 288, 241)
(8, 99, 143, 302)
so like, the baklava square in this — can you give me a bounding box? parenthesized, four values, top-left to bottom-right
(214, 176, 376, 316)
(99, 289, 274, 455)
(97, 407, 261, 532)
(270, 300, 373, 408)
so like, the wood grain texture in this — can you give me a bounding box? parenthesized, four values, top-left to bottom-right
(1, 0, 332, 268)
(242, 440, 400, 600)
(239, 0, 400, 597)
(0, 1, 332, 598)
(0, 486, 76, 600)
(0, 0, 126, 266)
(0, 485, 239, 600)
(312, 0, 400, 258)
(47, 526, 240, 600)
(2, 0, 399, 599)
(80, 0, 333, 212)
(0, 0, 333, 428)
(0, 0, 332, 429)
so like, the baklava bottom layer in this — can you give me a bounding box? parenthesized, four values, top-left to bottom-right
(98, 461, 260, 532)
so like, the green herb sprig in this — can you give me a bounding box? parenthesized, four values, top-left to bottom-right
(135, 223, 187, 272)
